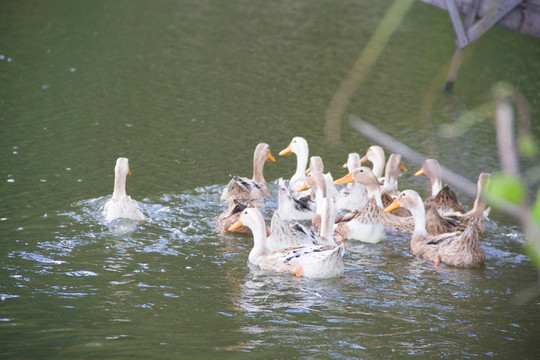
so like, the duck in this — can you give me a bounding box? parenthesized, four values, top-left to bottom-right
(216, 200, 254, 234)
(269, 186, 337, 252)
(279, 136, 309, 192)
(220, 143, 275, 202)
(102, 157, 146, 222)
(335, 153, 368, 212)
(380, 153, 411, 217)
(415, 159, 466, 214)
(275, 178, 314, 221)
(333, 167, 386, 243)
(334, 167, 458, 237)
(360, 145, 386, 179)
(298, 171, 336, 233)
(384, 190, 486, 268)
(305, 156, 339, 198)
(438, 172, 491, 233)
(229, 207, 344, 278)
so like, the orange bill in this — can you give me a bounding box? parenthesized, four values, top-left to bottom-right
(228, 219, 245, 232)
(401, 165, 408, 172)
(334, 172, 354, 185)
(360, 156, 369, 163)
(305, 168, 311, 174)
(128, 171, 132, 176)
(296, 182, 309, 192)
(267, 152, 276, 162)
(414, 167, 425, 176)
(279, 143, 293, 156)
(384, 198, 401, 213)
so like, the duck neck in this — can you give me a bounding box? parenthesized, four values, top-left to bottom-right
(469, 182, 487, 215)
(365, 182, 383, 208)
(252, 155, 266, 185)
(383, 171, 398, 194)
(319, 198, 336, 241)
(410, 202, 428, 236)
(112, 172, 127, 199)
(248, 219, 268, 263)
(431, 179, 442, 197)
(372, 159, 384, 179)
(294, 150, 308, 179)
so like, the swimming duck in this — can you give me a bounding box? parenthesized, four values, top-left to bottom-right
(275, 178, 314, 221)
(334, 167, 458, 237)
(439, 172, 491, 233)
(335, 153, 368, 212)
(279, 137, 309, 192)
(298, 171, 335, 233)
(305, 156, 339, 198)
(216, 200, 254, 234)
(384, 190, 486, 268)
(333, 168, 386, 243)
(380, 153, 411, 217)
(269, 188, 336, 252)
(221, 143, 275, 202)
(360, 145, 386, 179)
(415, 159, 466, 214)
(103, 157, 146, 222)
(229, 207, 344, 278)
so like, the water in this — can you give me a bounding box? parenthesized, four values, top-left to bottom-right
(1, 0, 540, 358)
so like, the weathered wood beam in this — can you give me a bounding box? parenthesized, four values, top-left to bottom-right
(444, 0, 479, 91)
(466, 0, 524, 44)
(445, 0, 470, 47)
(419, 0, 540, 38)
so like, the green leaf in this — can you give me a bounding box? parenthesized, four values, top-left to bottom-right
(518, 135, 539, 158)
(532, 188, 540, 225)
(487, 173, 527, 206)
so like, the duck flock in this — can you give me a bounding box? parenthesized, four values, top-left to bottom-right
(103, 137, 491, 279)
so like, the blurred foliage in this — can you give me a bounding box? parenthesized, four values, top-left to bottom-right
(487, 173, 527, 206)
(440, 81, 540, 271)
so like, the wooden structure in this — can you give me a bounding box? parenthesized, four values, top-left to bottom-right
(420, 0, 540, 91)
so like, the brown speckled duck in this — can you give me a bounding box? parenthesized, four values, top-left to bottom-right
(220, 143, 275, 202)
(385, 190, 486, 268)
(441, 172, 491, 233)
(415, 159, 466, 214)
(333, 168, 386, 243)
(216, 200, 254, 234)
(334, 167, 462, 237)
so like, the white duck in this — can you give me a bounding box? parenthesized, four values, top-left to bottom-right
(298, 171, 336, 233)
(360, 145, 386, 179)
(306, 156, 339, 198)
(269, 187, 336, 252)
(333, 167, 386, 243)
(229, 207, 344, 278)
(103, 157, 145, 222)
(335, 153, 368, 212)
(279, 136, 309, 192)
(275, 178, 314, 221)
(221, 143, 275, 203)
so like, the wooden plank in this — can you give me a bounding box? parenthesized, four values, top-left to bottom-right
(466, 0, 524, 43)
(419, 0, 540, 38)
(444, 0, 470, 47)
(464, 0, 481, 28)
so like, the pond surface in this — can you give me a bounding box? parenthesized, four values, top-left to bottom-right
(1, 0, 540, 358)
